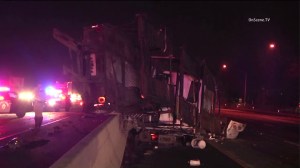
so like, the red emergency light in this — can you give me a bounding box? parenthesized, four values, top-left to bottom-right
(98, 96, 106, 104)
(150, 133, 158, 141)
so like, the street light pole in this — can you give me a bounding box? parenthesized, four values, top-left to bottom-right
(244, 72, 247, 107)
(221, 64, 247, 107)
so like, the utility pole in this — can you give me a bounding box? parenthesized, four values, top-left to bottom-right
(244, 72, 247, 107)
(137, 13, 149, 98)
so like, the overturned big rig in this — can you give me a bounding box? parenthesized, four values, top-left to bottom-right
(53, 13, 225, 151)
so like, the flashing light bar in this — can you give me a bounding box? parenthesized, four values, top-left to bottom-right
(0, 86, 10, 92)
(45, 86, 63, 97)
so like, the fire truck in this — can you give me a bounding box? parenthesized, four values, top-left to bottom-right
(43, 81, 83, 112)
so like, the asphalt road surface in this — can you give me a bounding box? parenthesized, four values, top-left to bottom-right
(0, 111, 111, 168)
(210, 109, 300, 168)
(0, 109, 299, 168)
(122, 142, 243, 168)
(122, 109, 300, 168)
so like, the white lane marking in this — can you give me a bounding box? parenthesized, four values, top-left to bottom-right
(284, 140, 300, 147)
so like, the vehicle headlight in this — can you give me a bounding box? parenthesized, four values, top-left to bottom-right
(18, 92, 34, 101)
(48, 99, 56, 106)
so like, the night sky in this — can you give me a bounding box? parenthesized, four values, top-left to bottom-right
(0, 1, 298, 106)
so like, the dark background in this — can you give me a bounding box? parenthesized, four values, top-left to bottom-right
(0, 1, 298, 108)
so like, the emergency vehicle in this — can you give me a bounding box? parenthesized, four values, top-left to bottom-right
(44, 81, 83, 112)
(0, 86, 33, 118)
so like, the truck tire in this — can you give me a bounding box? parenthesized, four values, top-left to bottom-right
(10, 101, 26, 118)
(16, 111, 26, 118)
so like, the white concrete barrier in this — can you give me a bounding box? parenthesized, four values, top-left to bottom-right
(50, 113, 128, 168)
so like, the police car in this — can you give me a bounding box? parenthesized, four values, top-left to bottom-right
(0, 86, 33, 118)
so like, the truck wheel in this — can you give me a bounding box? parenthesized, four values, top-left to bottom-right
(16, 112, 26, 118)
(10, 101, 26, 118)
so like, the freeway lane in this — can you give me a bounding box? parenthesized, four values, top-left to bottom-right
(0, 112, 73, 141)
(220, 108, 300, 125)
(0, 111, 112, 168)
(1, 109, 298, 168)
(207, 108, 300, 168)
(220, 108, 299, 145)
(122, 144, 243, 168)
(123, 109, 300, 168)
